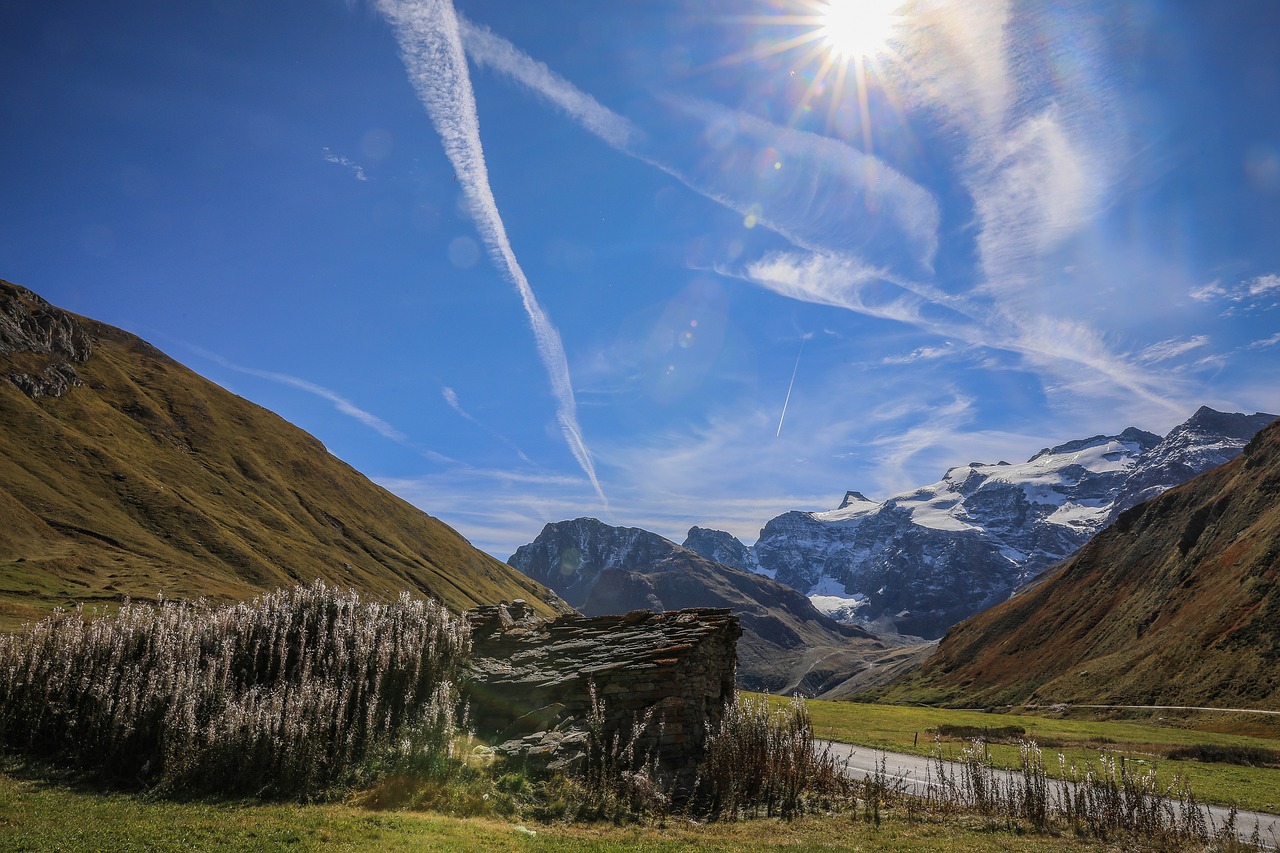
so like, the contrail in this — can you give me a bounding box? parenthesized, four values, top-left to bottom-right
(776, 334, 811, 437)
(373, 0, 607, 508)
(188, 344, 407, 442)
(458, 18, 640, 152)
(442, 386, 532, 463)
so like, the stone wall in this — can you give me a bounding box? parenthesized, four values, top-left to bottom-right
(466, 601, 740, 787)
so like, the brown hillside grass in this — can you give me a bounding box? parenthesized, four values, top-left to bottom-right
(0, 281, 562, 628)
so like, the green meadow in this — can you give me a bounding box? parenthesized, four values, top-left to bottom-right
(0, 760, 1134, 853)
(765, 694, 1280, 815)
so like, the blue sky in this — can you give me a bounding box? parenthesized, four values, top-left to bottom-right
(3, 0, 1278, 558)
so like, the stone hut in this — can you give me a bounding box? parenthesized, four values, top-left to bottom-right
(466, 601, 741, 787)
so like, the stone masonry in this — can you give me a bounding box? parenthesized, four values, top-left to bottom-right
(466, 601, 741, 788)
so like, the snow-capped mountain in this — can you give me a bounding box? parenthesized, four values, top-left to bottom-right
(685, 407, 1276, 639)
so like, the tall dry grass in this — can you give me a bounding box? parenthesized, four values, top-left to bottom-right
(530, 692, 857, 823)
(923, 737, 1265, 848)
(0, 581, 469, 798)
(694, 693, 854, 819)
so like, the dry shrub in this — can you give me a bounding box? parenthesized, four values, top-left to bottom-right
(1165, 745, 1280, 768)
(694, 693, 854, 820)
(541, 682, 671, 823)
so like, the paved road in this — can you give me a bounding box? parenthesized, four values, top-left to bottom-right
(820, 740, 1280, 847)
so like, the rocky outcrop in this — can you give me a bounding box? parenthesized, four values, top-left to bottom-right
(466, 600, 740, 787)
(0, 282, 93, 398)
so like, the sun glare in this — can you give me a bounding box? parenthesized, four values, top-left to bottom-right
(817, 0, 903, 60)
(717, 0, 913, 138)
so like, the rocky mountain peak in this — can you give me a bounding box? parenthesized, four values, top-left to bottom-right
(838, 490, 873, 508)
(1176, 406, 1276, 441)
(681, 526, 759, 575)
(508, 518, 682, 609)
(1105, 407, 1277, 523)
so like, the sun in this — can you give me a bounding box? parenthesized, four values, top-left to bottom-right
(713, 0, 912, 139)
(816, 0, 904, 60)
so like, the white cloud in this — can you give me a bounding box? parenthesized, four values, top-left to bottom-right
(1249, 331, 1280, 350)
(1188, 274, 1279, 312)
(1189, 280, 1227, 302)
(996, 313, 1188, 415)
(373, 0, 606, 508)
(738, 252, 909, 319)
(321, 148, 369, 181)
(726, 250, 978, 332)
(880, 342, 958, 365)
(1248, 273, 1280, 298)
(727, 251, 1185, 419)
(970, 109, 1101, 299)
(1138, 335, 1210, 364)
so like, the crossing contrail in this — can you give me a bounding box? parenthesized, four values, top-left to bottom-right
(373, 0, 607, 508)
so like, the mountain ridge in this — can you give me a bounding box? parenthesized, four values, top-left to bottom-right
(684, 409, 1274, 637)
(508, 517, 932, 696)
(876, 416, 1280, 709)
(0, 280, 564, 627)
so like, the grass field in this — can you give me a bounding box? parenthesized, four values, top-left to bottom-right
(762, 695, 1280, 815)
(0, 763, 1138, 852)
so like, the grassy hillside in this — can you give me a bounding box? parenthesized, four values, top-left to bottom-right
(0, 280, 563, 627)
(878, 416, 1280, 710)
